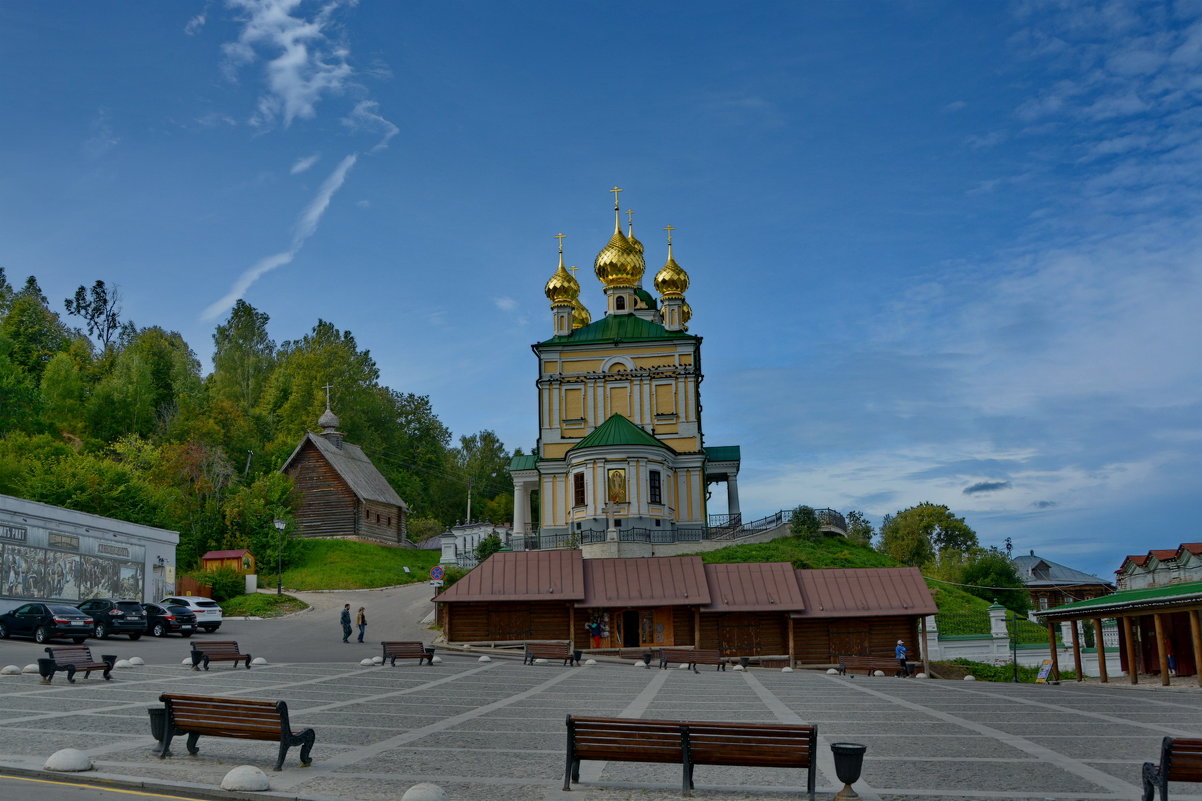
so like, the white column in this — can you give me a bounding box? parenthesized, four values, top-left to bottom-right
(726, 474, 741, 519)
(513, 481, 528, 537)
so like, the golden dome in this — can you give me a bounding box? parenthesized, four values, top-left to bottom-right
(594, 203, 645, 288)
(571, 297, 591, 329)
(626, 211, 644, 258)
(681, 300, 692, 329)
(544, 250, 580, 306)
(654, 243, 690, 297)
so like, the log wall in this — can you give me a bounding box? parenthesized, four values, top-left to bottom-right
(792, 616, 918, 665)
(445, 601, 571, 643)
(285, 441, 358, 538)
(699, 612, 789, 656)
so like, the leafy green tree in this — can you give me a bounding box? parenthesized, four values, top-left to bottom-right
(40, 352, 85, 435)
(961, 547, 1030, 614)
(64, 280, 123, 350)
(0, 280, 71, 379)
(474, 532, 503, 562)
(406, 516, 445, 543)
(221, 472, 297, 575)
(844, 509, 874, 545)
(0, 340, 42, 435)
(454, 430, 512, 521)
(0, 267, 13, 317)
(878, 502, 978, 566)
(790, 505, 821, 540)
(209, 300, 275, 414)
(18, 451, 174, 528)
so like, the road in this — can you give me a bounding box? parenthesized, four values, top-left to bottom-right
(0, 582, 436, 667)
(0, 774, 216, 801)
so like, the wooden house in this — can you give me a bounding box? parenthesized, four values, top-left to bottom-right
(200, 549, 256, 574)
(435, 551, 936, 666)
(280, 406, 411, 546)
(1012, 550, 1113, 610)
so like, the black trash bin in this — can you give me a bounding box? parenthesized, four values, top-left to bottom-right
(831, 742, 867, 799)
(147, 707, 167, 742)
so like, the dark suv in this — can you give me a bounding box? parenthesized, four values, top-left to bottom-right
(142, 602, 197, 637)
(76, 599, 146, 640)
(0, 603, 93, 643)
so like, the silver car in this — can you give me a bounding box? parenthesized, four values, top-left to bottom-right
(159, 595, 223, 633)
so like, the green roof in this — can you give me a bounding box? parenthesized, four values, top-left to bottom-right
(540, 314, 695, 345)
(1037, 579, 1202, 620)
(705, 446, 741, 462)
(634, 288, 657, 310)
(508, 454, 537, 471)
(571, 414, 668, 452)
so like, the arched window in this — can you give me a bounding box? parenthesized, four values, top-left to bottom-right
(615, 295, 626, 310)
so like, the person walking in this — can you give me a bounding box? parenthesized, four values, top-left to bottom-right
(895, 639, 909, 677)
(356, 606, 367, 643)
(340, 603, 352, 643)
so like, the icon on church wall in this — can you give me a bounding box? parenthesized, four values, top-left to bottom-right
(607, 469, 627, 503)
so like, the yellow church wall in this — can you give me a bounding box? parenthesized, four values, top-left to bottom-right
(542, 442, 572, 460)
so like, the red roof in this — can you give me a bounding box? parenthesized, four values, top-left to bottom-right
(1181, 543, 1202, 556)
(435, 550, 585, 602)
(578, 556, 709, 608)
(202, 550, 251, 560)
(700, 563, 805, 612)
(1150, 549, 1179, 562)
(791, 567, 937, 619)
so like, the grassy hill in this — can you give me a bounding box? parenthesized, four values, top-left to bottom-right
(276, 539, 443, 590)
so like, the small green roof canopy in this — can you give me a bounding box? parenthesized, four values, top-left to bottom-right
(1035, 579, 1202, 621)
(570, 414, 668, 452)
(539, 314, 697, 345)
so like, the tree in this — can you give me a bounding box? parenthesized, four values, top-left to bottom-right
(64, 280, 123, 350)
(0, 267, 13, 317)
(453, 430, 512, 521)
(209, 300, 275, 413)
(961, 548, 1030, 614)
(40, 352, 86, 435)
(474, 532, 503, 562)
(790, 505, 820, 540)
(0, 282, 71, 379)
(0, 344, 41, 436)
(844, 509, 874, 545)
(878, 502, 978, 567)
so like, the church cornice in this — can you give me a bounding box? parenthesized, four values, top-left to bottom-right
(538, 364, 696, 386)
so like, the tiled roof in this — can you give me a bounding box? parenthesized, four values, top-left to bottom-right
(434, 550, 585, 602)
(539, 314, 697, 345)
(578, 556, 709, 608)
(571, 414, 667, 451)
(701, 563, 805, 612)
(791, 567, 937, 619)
(282, 433, 410, 511)
(1012, 554, 1112, 588)
(1150, 549, 1179, 561)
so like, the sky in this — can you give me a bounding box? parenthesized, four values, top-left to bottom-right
(1, 1, 1199, 580)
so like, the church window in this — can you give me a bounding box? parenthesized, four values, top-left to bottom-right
(615, 296, 626, 310)
(649, 470, 662, 504)
(573, 473, 585, 507)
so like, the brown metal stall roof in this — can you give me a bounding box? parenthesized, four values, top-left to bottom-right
(791, 567, 937, 618)
(700, 562, 805, 612)
(434, 550, 585, 603)
(577, 556, 710, 607)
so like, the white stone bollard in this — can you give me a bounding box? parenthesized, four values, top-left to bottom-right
(22, 664, 39, 674)
(128, 657, 145, 666)
(632, 660, 644, 667)
(478, 655, 492, 663)
(872, 670, 885, 677)
(371, 656, 383, 665)
(401, 782, 448, 801)
(181, 658, 193, 666)
(360, 658, 374, 666)
(251, 657, 268, 666)
(534, 658, 547, 664)
(0, 665, 21, 676)
(221, 765, 269, 791)
(781, 666, 794, 673)
(826, 668, 840, 675)
(678, 663, 689, 669)
(45, 749, 92, 772)
(963, 675, 977, 681)
(584, 659, 597, 666)
(733, 664, 745, 671)
(915, 672, 929, 679)
(430, 656, 442, 664)
(115, 659, 133, 669)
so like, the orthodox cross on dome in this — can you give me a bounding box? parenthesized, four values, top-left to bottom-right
(610, 185, 623, 209)
(554, 232, 566, 254)
(626, 209, 635, 226)
(322, 383, 334, 409)
(567, 265, 580, 280)
(663, 224, 675, 246)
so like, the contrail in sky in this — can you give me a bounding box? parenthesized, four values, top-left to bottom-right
(201, 153, 357, 321)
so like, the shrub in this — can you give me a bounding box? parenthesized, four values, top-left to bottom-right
(196, 567, 245, 602)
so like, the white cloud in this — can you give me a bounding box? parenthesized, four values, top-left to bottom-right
(494, 297, 518, 312)
(942, 100, 967, 113)
(342, 100, 399, 153)
(185, 12, 207, 35)
(290, 153, 319, 174)
(222, 0, 355, 128)
(202, 153, 357, 320)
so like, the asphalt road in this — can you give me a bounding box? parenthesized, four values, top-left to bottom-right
(0, 582, 437, 667)
(0, 774, 216, 801)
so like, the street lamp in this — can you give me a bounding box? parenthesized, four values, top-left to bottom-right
(273, 518, 286, 596)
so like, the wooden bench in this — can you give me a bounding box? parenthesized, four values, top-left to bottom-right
(190, 640, 252, 671)
(838, 655, 904, 677)
(41, 646, 115, 684)
(1143, 737, 1202, 801)
(659, 648, 725, 673)
(564, 715, 816, 799)
(524, 642, 579, 666)
(380, 641, 433, 666)
(157, 693, 314, 771)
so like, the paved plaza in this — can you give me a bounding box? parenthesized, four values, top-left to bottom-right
(0, 646, 1200, 801)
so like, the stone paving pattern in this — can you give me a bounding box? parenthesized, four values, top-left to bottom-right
(0, 654, 1200, 801)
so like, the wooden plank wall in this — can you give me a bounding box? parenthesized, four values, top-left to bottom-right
(698, 612, 788, 656)
(445, 602, 571, 643)
(792, 616, 918, 665)
(361, 499, 405, 545)
(285, 442, 358, 538)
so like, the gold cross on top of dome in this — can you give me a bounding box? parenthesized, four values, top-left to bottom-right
(567, 265, 580, 279)
(610, 185, 623, 209)
(554, 232, 566, 253)
(663, 224, 675, 246)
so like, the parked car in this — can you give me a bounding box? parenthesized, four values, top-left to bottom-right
(75, 599, 146, 640)
(142, 602, 197, 637)
(0, 603, 94, 644)
(159, 596, 223, 632)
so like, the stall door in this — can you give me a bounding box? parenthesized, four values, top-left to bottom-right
(829, 624, 870, 660)
(488, 606, 532, 641)
(717, 613, 760, 656)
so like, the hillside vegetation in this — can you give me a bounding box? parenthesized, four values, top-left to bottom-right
(277, 539, 442, 590)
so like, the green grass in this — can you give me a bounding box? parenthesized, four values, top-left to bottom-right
(221, 593, 309, 618)
(937, 657, 1077, 683)
(274, 539, 442, 590)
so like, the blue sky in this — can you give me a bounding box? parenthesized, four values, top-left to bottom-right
(1, 1, 1199, 580)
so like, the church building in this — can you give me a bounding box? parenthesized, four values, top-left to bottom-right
(281, 406, 411, 546)
(508, 189, 741, 548)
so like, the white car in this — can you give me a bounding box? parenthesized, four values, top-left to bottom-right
(159, 595, 223, 633)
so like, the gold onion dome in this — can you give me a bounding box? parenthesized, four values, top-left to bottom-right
(654, 245, 690, 297)
(626, 211, 644, 258)
(594, 200, 644, 288)
(544, 248, 580, 306)
(681, 300, 692, 327)
(571, 297, 591, 329)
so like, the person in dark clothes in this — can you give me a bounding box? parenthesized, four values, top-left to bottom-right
(340, 603, 352, 643)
